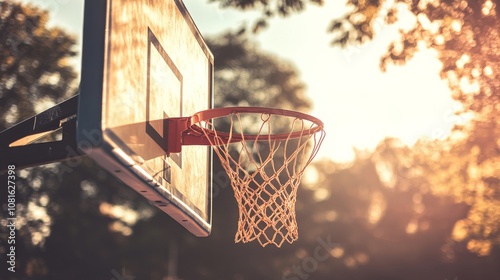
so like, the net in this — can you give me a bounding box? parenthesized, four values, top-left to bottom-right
(192, 107, 325, 247)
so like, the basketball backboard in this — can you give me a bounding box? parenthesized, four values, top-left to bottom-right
(78, 0, 213, 236)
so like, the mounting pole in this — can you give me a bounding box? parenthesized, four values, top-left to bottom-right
(0, 95, 84, 172)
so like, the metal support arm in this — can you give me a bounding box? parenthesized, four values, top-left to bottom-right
(0, 95, 83, 172)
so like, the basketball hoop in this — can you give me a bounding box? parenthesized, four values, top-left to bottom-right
(163, 107, 324, 247)
(181, 107, 325, 247)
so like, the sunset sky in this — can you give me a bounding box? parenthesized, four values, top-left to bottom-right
(183, 0, 462, 162)
(30, 0, 463, 162)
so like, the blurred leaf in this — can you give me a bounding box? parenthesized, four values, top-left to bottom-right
(252, 18, 268, 33)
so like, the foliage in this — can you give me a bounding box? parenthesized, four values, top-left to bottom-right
(0, 1, 77, 131)
(208, 32, 312, 111)
(210, 0, 500, 118)
(210, 0, 324, 32)
(329, 0, 500, 117)
(368, 117, 500, 256)
(0, 2, 78, 277)
(327, 0, 500, 256)
(0, 2, 313, 278)
(2, 0, 500, 279)
(414, 117, 500, 256)
(209, 0, 500, 257)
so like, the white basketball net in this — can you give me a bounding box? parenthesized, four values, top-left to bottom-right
(198, 111, 325, 247)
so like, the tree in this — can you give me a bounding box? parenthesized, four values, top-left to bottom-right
(410, 118, 500, 257)
(211, 0, 500, 257)
(294, 139, 500, 279)
(208, 32, 312, 111)
(0, 2, 155, 278)
(211, 0, 499, 116)
(0, 2, 315, 278)
(210, 0, 324, 32)
(0, 1, 77, 131)
(3, 1, 499, 279)
(0, 2, 78, 278)
(328, 0, 500, 256)
(328, 0, 500, 117)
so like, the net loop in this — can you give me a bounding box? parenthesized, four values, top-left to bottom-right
(191, 107, 325, 247)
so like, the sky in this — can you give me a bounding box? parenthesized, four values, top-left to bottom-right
(27, 0, 462, 163)
(182, 0, 462, 162)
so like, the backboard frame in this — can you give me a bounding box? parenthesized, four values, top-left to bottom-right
(78, 0, 213, 236)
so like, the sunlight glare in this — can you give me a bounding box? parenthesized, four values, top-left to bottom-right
(375, 161, 396, 189)
(39, 194, 49, 207)
(355, 253, 369, 264)
(467, 239, 492, 256)
(110, 221, 133, 236)
(459, 77, 480, 94)
(452, 220, 468, 241)
(182, 0, 461, 163)
(314, 188, 330, 201)
(451, 20, 462, 32)
(483, 65, 493, 76)
(482, 0, 494, 15)
(405, 219, 418, 234)
(303, 166, 319, 189)
(26, 202, 52, 246)
(330, 247, 345, 258)
(367, 192, 387, 224)
(99, 202, 140, 225)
